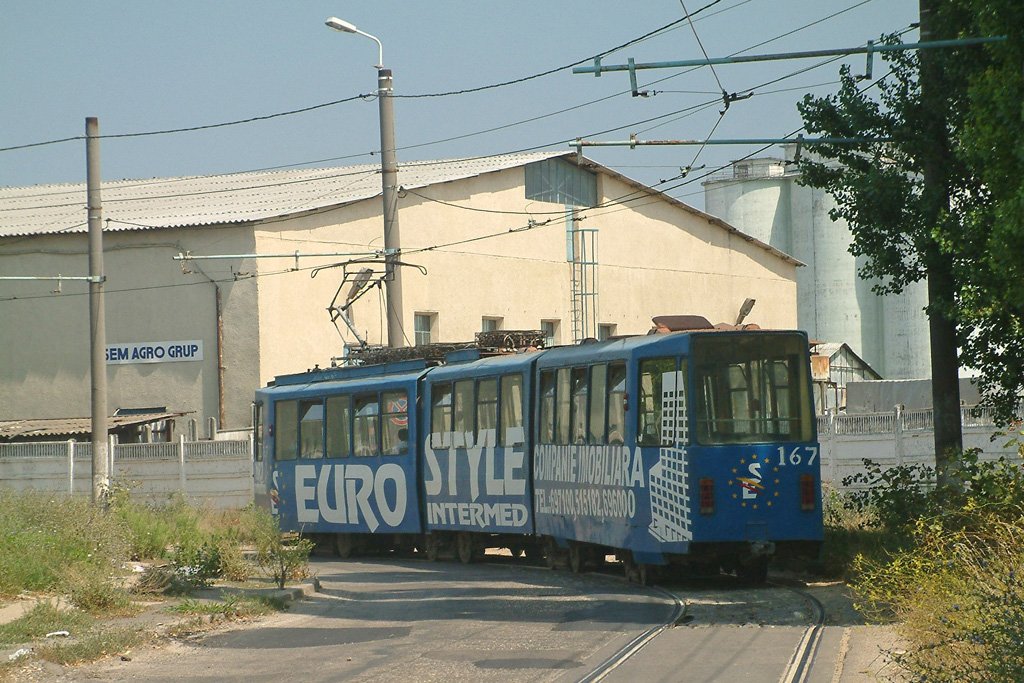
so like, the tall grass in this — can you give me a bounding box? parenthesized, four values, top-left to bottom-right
(834, 451, 1024, 680)
(0, 490, 129, 598)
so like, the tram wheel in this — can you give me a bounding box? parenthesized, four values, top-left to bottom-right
(623, 553, 654, 586)
(422, 534, 440, 562)
(737, 558, 769, 585)
(335, 533, 355, 559)
(456, 532, 475, 564)
(568, 545, 585, 574)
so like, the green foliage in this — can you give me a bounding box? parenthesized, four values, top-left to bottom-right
(33, 627, 148, 666)
(241, 506, 314, 589)
(842, 451, 1024, 532)
(837, 452, 1024, 679)
(0, 489, 130, 598)
(818, 484, 908, 579)
(165, 540, 223, 593)
(0, 602, 91, 645)
(61, 564, 134, 614)
(853, 514, 1024, 680)
(165, 594, 279, 618)
(798, 2, 1024, 427)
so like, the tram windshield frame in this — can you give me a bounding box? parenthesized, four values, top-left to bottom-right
(692, 333, 814, 445)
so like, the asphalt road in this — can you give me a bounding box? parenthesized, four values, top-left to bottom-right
(53, 555, 895, 683)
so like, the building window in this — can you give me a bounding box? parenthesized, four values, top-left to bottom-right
(598, 324, 617, 341)
(415, 313, 436, 346)
(541, 320, 559, 347)
(481, 317, 502, 333)
(525, 158, 597, 208)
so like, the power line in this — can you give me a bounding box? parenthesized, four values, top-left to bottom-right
(3, 6, 904, 219)
(0, 0, 736, 156)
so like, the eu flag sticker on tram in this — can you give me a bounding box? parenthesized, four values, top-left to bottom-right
(730, 454, 772, 508)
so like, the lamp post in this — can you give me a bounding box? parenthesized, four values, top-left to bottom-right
(326, 17, 404, 348)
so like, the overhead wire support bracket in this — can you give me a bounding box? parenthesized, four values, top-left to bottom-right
(572, 36, 1006, 76)
(569, 136, 892, 149)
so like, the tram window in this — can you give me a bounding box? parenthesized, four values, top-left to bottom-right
(430, 383, 452, 449)
(254, 402, 263, 462)
(477, 379, 498, 446)
(639, 358, 677, 446)
(299, 400, 325, 459)
(353, 395, 380, 457)
(326, 395, 352, 458)
(454, 380, 475, 448)
(589, 364, 608, 444)
(693, 334, 813, 444)
(382, 390, 409, 456)
(555, 368, 572, 445)
(274, 400, 298, 462)
(607, 363, 627, 445)
(570, 367, 588, 444)
(539, 370, 556, 444)
(500, 374, 525, 447)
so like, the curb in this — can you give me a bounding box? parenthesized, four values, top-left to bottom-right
(274, 577, 321, 603)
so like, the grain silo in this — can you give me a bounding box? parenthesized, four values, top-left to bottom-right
(703, 152, 930, 380)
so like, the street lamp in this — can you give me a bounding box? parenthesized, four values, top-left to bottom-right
(325, 17, 404, 348)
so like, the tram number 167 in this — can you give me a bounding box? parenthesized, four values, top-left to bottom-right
(776, 446, 819, 467)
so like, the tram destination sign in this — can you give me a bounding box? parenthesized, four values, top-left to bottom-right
(106, 340, 204, 365)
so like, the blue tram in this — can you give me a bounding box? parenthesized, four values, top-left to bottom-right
(254, 326, 822, 583)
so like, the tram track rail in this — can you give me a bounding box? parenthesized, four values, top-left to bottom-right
(575, 584, 687, 683)
(575, 576, 827, 683)
(773, 582, 827, 683)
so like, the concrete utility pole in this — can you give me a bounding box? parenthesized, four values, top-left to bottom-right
(326, 18, 404, 347)
(377, 66, 404, 348)
(86, 117, 109, 502)
(917, 0, 963, 486)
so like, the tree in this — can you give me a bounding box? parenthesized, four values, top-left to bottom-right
(795, 1, 1024, 486)
(944, 0, 1024, 428)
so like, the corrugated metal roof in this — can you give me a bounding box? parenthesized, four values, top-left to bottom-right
(0, 150, 801, 266)
(0, 152, 569, 237)
(0, 413, 186, 440)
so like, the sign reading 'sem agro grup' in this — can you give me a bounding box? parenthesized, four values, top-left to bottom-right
(105, 340, 204, 365)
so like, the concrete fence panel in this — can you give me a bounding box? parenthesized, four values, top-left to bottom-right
(0, 439, 253, 509)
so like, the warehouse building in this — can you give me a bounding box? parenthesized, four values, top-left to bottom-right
(0, 151, 800, 435)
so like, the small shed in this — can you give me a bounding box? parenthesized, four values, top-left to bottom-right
(0, 411, 186, 444)
(810, 342, 882, 414)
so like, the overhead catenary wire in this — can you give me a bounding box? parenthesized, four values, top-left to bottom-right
(2, 40, 889, 233)
(2, 59, 906, 307)
(2, 0, 883, 210)
(0, 0, 739, 156)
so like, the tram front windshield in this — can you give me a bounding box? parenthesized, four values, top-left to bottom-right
(693, 333, 813, 445)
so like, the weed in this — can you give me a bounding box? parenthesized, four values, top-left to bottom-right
(241, 506, 314, 589)
(0, 490, 130, 599)
(33, 627, 148, 666)
(61, 564, 135, 614)
(165, 595, 280, 618)
(0, 602, 91, 646)
(854, 512, 1024, 680)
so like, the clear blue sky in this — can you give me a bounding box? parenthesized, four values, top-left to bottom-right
(1, 1, 918, 210)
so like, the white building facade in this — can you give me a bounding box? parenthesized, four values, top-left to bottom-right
(1, 152, 800, 433)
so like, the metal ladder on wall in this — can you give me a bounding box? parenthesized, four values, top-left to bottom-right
(570, 219, 599, 343)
